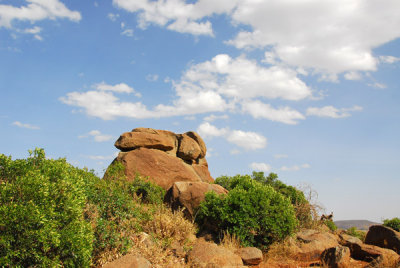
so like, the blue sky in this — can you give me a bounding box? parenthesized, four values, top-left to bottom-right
(1, 0, 399, 222)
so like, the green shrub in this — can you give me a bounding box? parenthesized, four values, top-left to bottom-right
(216, 172, 313, 228)
(383, 217, 400, 232)
(324, 219, 337, 232)
(197, 175, 298, 248)
(0, 149, 94, 267)
(346, 227, 366, 242)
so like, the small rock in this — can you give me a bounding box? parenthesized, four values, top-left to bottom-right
(235, 247, 263, 265)
(102, 254, 151, 268)
(321, 245, 351, 268)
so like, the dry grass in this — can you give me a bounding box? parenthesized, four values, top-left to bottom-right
(219, 231, 242, 252)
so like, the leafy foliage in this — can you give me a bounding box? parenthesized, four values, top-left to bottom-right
(383, 217, 400, 232)
(0, 149, 167, 267)
(346, 227, 366, 242)
(0, 148, 93, 267)
(197, 175, 298, 248)
(324, 219, 337, 232)
(216, 172, 313, 228)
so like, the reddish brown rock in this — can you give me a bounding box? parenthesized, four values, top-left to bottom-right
(115, 130, 176, 152)
(365, 225, 400, 254)
(192, 158, 214, 183)
(112, 148, 204, 190)
(102, 253, 151, 268)
(185, 131, 207, 158)
(188, 239, 244, 267)
(292, 229, 339, 261)
(321, 245, 351, 268)
(177, 133, 201, 161)
(165, 181, 228, 220)
(235, 247, 263, 265)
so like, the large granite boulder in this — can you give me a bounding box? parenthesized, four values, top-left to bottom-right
(105, 128, 213, 190)
(321, 245, 351, 268)
(164, 181, 228, 220)
(365, 225, 400, 254)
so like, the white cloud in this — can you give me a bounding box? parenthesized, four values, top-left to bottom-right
(93, 81, 140, 95)
(108, 13, 119, 21)
(281, 163, 311, 172)
(12, 121, 40, 130)
(85, 152, 118, 160)
(112, 0, 238, 36)
(228, 0, 400, 75)
(379, 56, 400, 64)
(227, 130, 267, 150)
(197, 122, 228, 138)
(250, 162, 271, 173)
(0, 0, 81, 28)
(203, 114, 229, 122)
(121, 28, 133, 37)
(368, 82, 387, 89)
(23, 26, 41, 34)
(344, 71, 362, 81)
(79, 130, 113, 142)
(241, 100, 305, 125)
(197, 122, 267, 150)
(178, 54, 311, 101)
(114, 1, 400, 76)
(146, 74, 159, 82)
(306, 105, 363, 119)
(60, 90, 152, 120)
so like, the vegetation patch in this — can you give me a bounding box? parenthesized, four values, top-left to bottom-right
(383, 217, 400, 232)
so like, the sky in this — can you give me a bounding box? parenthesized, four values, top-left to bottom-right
(1, 0, 399, 223)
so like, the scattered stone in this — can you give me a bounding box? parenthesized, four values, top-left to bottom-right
(165, 181, 228, 220)
(188, 239, 245, 267)
(235, 247, 263, 265)
(321, 245, 351, 268)
(102, 253, 151, 268)
(365, 225, 400, 254)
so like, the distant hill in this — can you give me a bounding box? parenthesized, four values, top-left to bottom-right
(334, 220, 380, 231)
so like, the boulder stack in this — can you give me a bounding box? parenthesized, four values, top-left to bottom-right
(105, 128, 214, 191)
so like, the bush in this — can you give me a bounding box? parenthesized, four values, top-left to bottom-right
(324, 220, 337, 232)
(0, 149, 94, 267)
(346, 227, 366, 242)
(197, 175, 298, 248)
(383, 217, 400, 232)
(216, 172, 313, 228)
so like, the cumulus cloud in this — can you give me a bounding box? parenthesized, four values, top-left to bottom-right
(93, 81, 139, 95)
(79, 130, 113, 142)
(250, 162, 271, 173)
(228, 0, 400, 75)
(0, 0, 81, 28)
(280, 163, 311, 172)
(177, 54, 311, 101)
(113, 0, 400, 76)
(241, 100, 305, 125)
(12, 121, 40, 130)
(197, 122, 267, 150)
(112, 0, 238, 36)
(121, 28, 134, 37)
(306, 105, 363, 118)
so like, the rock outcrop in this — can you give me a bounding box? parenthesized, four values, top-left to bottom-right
(164, 181, 228, 220)
(105, 128, 213, 190)
(365, 225, 400, 254)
